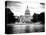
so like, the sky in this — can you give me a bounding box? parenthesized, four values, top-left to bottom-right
(6, 0, 45, 16)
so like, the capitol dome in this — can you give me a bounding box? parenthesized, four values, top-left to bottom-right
(25, 6, 30, 15)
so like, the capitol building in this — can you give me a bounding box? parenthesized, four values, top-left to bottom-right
(16, 6, 33, 24)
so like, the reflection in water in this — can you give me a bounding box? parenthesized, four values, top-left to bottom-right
(25, 26, 30, 33)
(11, 22, 44, 34)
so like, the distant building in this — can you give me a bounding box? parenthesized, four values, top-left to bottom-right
(19, 6, 33, 23)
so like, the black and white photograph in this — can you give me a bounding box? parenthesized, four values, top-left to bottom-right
(5, 0, 45, 34)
